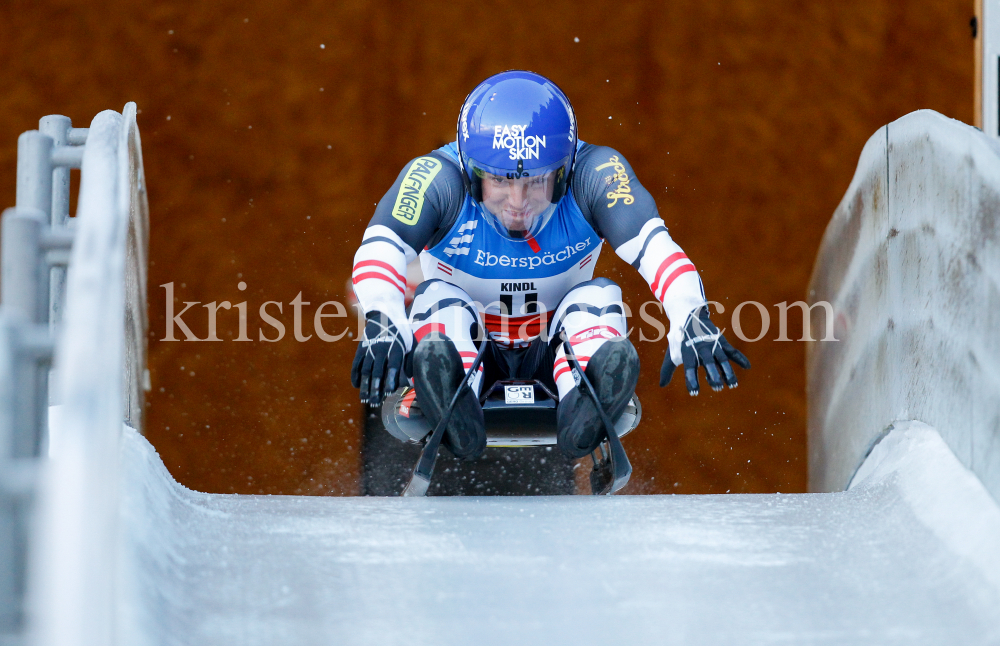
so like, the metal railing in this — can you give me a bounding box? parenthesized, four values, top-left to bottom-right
(0, 104, 148, 646)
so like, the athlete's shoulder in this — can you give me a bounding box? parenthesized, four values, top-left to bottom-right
(390, 147, 465, 217)
(365, 147, 467, 251)
(430, 141, 463, 168)
(573, 143, 633, 179)
(570, 142, 641, 215)
(395, 146, 464, 190)
(570, 142, 659, 247)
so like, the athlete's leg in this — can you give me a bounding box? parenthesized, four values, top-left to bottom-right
(409, 279, 487, 459)
(549, 278, 631, 399)
(549, 278, 640, 458)
(409, 280, 487, 393)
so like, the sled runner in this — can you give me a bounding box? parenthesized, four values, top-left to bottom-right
(382, 379, 640, 496)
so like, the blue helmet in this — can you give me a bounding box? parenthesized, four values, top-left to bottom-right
(457, 70, 578, 239)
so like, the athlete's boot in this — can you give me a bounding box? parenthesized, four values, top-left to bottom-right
(412, 332, 487, 460)
(556, 338, 640, 458)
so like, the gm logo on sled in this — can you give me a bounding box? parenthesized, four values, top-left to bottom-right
(504, 385, 535, 405)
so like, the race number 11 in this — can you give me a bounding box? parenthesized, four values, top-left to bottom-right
(500, 293, 539, 315)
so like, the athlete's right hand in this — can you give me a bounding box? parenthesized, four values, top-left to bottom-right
(351, 311, 407, 408)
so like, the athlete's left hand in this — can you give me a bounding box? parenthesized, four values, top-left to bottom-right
(660, 305, 750, 396)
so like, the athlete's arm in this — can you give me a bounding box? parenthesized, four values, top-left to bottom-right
(572, 144, 749, 393)
(573, 145, 705, 337)
(351, 153, 465, 406)
(351, 153, 465, 349)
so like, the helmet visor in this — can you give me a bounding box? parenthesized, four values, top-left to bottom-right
(469, 156, 569, 239)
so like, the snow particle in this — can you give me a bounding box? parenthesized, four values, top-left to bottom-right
(243, 18, 249, 23)
(319, 87, 324, 92)
(608, 116, 612, 119)
(327, 145, 332, 149)
(238, 281, 247, 291)
(168, 30, 174, 35)
(320, 43, 325, 49)
(248, 125, 252, 129)
(166, 115, 171, 121)
(574, 37, 579, 43)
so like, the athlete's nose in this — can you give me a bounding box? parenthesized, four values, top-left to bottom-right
(508, 182, 528, 211)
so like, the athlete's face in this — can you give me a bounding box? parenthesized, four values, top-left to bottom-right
(480, 172, 555, 233)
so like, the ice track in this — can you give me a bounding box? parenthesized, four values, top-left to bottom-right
(17, 109, 1000, 646)
(113, 420, 999, 646)
(112, 110, 1000, 645)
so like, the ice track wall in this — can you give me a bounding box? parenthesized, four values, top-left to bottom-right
(807, 109, 1000, 501)
(28, 105, 149, 646)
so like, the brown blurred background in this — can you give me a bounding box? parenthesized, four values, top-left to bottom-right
(0, 1, 973, 495)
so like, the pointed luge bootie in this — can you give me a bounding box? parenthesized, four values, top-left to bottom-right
(412, 332, 486, 460)
(556, 338, 640, 459)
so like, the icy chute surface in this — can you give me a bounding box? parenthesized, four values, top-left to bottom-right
(117, 422, 1000, 646)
